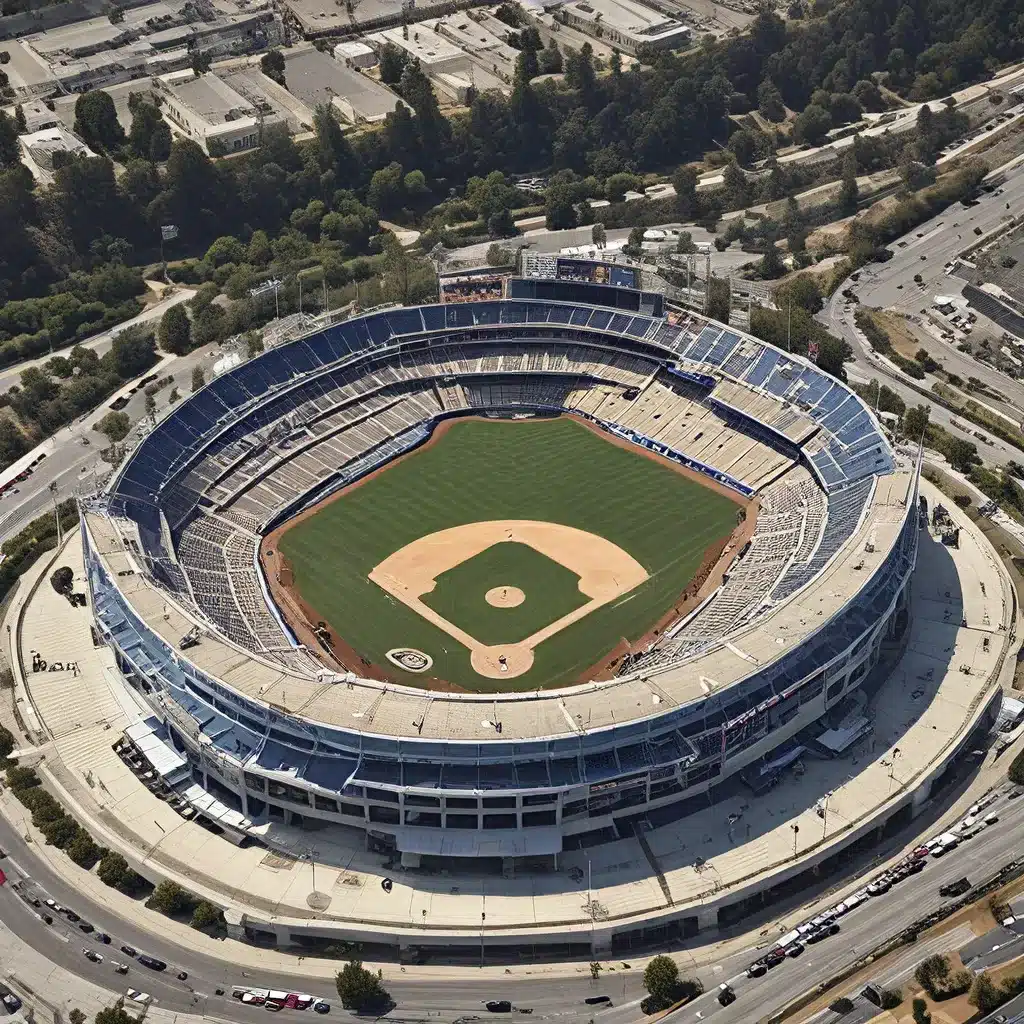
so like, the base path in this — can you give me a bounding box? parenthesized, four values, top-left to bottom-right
(369, 520, 648, 679)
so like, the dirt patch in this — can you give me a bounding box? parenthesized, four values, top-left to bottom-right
(369, 520, 650, 679)
(486, 586, 524, 608)
(259, 413, 756, 691)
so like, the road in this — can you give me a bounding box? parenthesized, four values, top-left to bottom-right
(1, 758, 1022, 1024)
(657, 782, 1024, 1024)
(822, 162, 1024, 455)
(448, 224, 755, 276)
(0, 341, 221, 545)
(0, 289, 195, 397)
(0, 800, 646, 1024)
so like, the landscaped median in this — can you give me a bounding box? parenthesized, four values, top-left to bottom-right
(3, 762, 223, 932)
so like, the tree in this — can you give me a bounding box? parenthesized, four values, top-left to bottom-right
(487, 208, 516, 238)
(592, 222, 606, 248)
(97, 850, 146, 894)
(378, 43, 408, 86)
(911, 997, 930, 1024)
(839, 151, 859, 213)
(191, 366, 206, 392)
(260, 49, 286, 86)
(13, 104, 27, 134)
(95, 410, 131, 442)
(759, 242, 784, 278)
(792, 104, 832, 146)
(67, 830, 101, 868)
(106, 326, 157, 380)
(947, 436, 978, 473)
(0, 110, 19, 169)
(335, 960, 390, 1012)
(95, 999, 140, 1024)
(158, 304, 192, 355)
(707, 277, 730, 324)
(149, 879, 193, 915)
(675, 231, 696, 253)
(538, 38, 562, 75)
(902, 404, 930, 440)
(643, 955, 680, 1005)
(1010, 745, 1024, 785)
(623, 226, 645, 258)
(190, 50, 212, 76)
(777, 274, 823, 314)
(545, 183, 578, 230)
(969, 973, 1004, 1015)
(69, 1011, 87, 1024)
(672, 165, 698, 221)
(879, 988, 902, 1010)
(73, 90, 125, 152)
(757, 79, 786, 122)
(191, 899, 224, 930)
(0, 723, 14, 760)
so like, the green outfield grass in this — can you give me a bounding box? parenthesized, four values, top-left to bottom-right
(276, 417, 739, 692)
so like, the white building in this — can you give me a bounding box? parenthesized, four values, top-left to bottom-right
(366, 23, 469, 76)
(156, 70, 284, 155)
(332, 40, 377, 69)
(555, 0, 690, 55)
(20, 124, 94, 171)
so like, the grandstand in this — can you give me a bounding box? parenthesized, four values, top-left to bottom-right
(81, 285, 917, 868)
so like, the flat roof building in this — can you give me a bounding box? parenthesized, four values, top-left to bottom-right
(332, 40, 376, 69)
(21, 124, 94, 172)
(366, 24, 469, 76)
(554, 0, 690, 55)
(284, 46, 404, 125)
(157, 70, 285, 154)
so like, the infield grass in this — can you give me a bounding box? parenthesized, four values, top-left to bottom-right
(276, 417, 739, 692)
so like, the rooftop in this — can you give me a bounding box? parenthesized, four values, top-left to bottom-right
(165, 72, 254, 124)
(283, 46, 402, 119)
(561, 0, 689, 41)
(367, 24, 468, 68)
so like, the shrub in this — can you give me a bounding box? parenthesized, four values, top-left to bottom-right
(190, 899, 225, 930)
(829, 997, 854, 1014)
(1009, 745, 1024, 786)
(911, 997, 930, 1024)
(148, 879, 195, 916)
(98, 851, 148, 895)
(335, 960, 390, 1012)
(879, 987, 902, 1009)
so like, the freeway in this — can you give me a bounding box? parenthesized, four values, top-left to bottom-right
(662, 783, 1024, 1024)
(823, 161, 1024, 445)
(0, 342, 221, 545)
(2, 759, 1023, 1024)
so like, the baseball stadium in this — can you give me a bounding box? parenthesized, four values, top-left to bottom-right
(81, 257, 929, 893)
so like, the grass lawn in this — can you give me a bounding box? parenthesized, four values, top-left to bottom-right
(422, 541, 589, 645)
(277, 417, 739, 692)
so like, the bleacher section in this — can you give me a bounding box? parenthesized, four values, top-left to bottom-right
(633, 468, 834, 670)
(105, 297, 895, 677)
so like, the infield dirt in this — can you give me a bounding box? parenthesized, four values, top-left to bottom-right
(260, 415, 755, 692)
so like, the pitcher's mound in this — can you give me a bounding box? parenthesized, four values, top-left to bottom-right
(486, 586, 525, 608)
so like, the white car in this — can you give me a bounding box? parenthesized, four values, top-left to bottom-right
(126, 989, 152, 1005)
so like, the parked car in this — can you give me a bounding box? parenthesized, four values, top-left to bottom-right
(121, 945, 138, 958)
(78, 921, 94, 933)
(486, 1001, 513, 1012)
(95, 932, 111, 944)
(939, 877, 971, 898)
(313, 1001, 331, 1014)
(126, 989, 152, 1005)
(137, 955, 167, 971)
(746, 962, 767, 978)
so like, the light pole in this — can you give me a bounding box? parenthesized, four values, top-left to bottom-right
(790, 823, 799, 859)
(480, 898, 486, 968)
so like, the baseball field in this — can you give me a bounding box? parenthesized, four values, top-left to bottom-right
(269, 416, 743, 692)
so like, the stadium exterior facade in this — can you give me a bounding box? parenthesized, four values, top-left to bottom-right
(82, 283, 921, 871)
